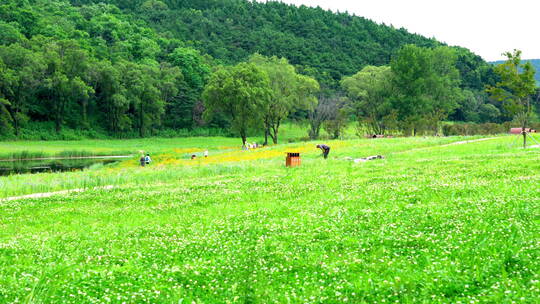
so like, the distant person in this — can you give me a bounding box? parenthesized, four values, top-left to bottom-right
(145, 153, 151, 165)
(316, 144, 331, 159)
(139, 154, 146, 167)
(191, 154, 197, 160)
(204, 150, 209, 158)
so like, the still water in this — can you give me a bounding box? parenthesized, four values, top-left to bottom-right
(0, 157, 124, 176)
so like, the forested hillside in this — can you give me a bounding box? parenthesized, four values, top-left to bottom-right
(0, 0, 507, 139)
(70, 0, 496, 89)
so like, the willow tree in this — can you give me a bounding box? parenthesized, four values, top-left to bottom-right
(341, 65, 396, 135)
(487, 50, 537, 148)
(249, 54, 319, 145)
(203, 62, 271, 146)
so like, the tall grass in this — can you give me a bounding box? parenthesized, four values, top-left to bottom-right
(0, 150, 135, 161)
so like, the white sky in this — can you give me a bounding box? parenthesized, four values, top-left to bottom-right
(258, 0, 540, 61)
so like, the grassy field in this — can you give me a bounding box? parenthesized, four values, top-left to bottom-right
(0, 135, 539, 303)
(0, 123, 361, 160)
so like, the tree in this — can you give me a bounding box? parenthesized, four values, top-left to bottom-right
(122, 62, 166, 137)
(0, 21, 26, 45)
(166, 47, 211, 128)
(203, 63, 271, 146)
(0, 58, 14, 136)
(308, 93, 344, 140)
(323, 105, 349, 139)
(249, 54, 319, 144)
(0, 44, 44, 136)
(92, 61, 131, 133)
(0, 98, 13, 137)
(478, 103, 500, 123)
(391, 45, 461, 135)
(487, 50, 537, 148)
(341, 65, 396, 135)
(40, 40, 94, 132)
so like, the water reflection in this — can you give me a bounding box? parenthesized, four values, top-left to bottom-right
(0, 158, 120, 176)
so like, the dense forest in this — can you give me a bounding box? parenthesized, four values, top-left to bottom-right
(0, 0, 536, 140)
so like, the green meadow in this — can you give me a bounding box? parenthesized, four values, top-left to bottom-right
(0, 135, 539, 303)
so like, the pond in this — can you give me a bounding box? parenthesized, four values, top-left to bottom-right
(0, 156, 130, 176)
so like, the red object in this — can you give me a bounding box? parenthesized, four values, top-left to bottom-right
(510, 128, 535, 134)
(286, 152, 301, 167)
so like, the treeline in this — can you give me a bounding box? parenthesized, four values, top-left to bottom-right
(340, 47, 539, 137)
(0, 0, 534, 140)
(202, 46, 539, 144)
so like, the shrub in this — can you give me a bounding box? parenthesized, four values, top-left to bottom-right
(443, 122, 511, 136)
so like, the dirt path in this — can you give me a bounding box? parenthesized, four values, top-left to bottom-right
(1, 185, 115, 202)
(437, 137, 499, 147)
(393, 136, 500, 155)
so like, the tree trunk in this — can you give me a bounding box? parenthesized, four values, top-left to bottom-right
(240, 129, 247, 147)
(12, 107, 19, 138)
(55, 99, 62, 133)
(523, 127, 527, 149)
(523, 98, 531, 148)
(309, 122, 321, 140)
(139, 102, 144, 137)
(55, 116, 61, 133)
(263, 116, 269, 146)
(270, 119, 280, 144)
(81, 99, 88, 129)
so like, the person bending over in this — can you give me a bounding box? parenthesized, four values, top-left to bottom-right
(316, 144, 331, 159)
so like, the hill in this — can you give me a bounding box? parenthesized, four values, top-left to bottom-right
(70, 0, 493, 89)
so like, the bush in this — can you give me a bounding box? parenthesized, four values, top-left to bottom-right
(0, 121, 232, 141)
(442, 122, 511, 136)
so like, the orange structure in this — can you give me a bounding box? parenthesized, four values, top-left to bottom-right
(286, 152, 301, 167)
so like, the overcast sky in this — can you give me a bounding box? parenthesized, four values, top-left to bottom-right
(259, 0, 540, 61)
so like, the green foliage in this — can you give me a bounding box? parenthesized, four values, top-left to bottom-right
(203, 62, 272, 145)
(491, 58, 540, 85)
(73, 0, 443, 88)
(0, 0, 512, 139)
(0, 98, 14, 137)
(478, 103, 501, 123)
(249, 54, 319, 144)
(391, 45, 462, 135)
(0, 0, 207, 137)
(166, 47, 210, 128)
(341, 65, 396, 135)
(487, 50, 537, 122)
(442, 122, 511, 136)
